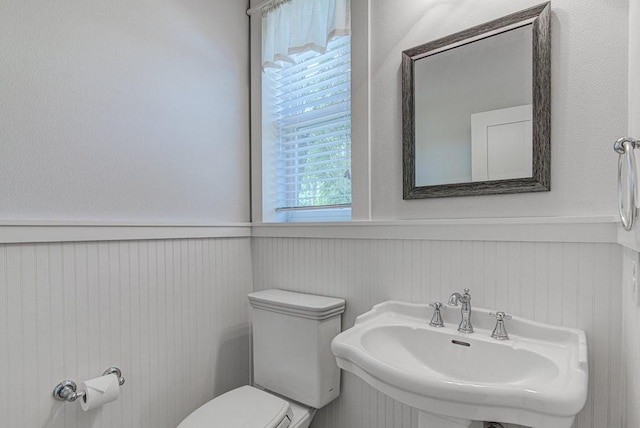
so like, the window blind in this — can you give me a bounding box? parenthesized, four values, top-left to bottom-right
(265, 36, 351, 211)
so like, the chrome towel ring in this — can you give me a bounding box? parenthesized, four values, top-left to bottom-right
(614, 137, 640, 231)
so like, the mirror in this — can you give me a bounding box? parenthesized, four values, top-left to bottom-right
(402, 3, 550, 199)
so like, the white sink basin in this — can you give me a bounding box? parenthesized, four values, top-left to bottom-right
(331, 301, 588, 428)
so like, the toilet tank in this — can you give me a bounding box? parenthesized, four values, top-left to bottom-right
(248, 289, 346, 409)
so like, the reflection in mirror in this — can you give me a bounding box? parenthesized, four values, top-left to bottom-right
(415, 25, 533, 186)
(402, 3, 550, 199)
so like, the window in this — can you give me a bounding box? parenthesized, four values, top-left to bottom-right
(259, 0, 352, 223)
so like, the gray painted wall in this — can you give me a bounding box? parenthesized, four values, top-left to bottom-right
(0, 0, 250, 223)
(371, 0, 628, 219)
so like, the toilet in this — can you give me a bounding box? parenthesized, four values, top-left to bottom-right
(178, 289, 346, 428)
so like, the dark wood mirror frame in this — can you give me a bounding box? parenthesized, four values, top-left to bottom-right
(402, 3, 551, 199)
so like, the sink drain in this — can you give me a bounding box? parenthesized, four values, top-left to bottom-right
(484, 423, 505, 428)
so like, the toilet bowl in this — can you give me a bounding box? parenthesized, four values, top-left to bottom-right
(177, 386, 315, 428)
(177, 290, 345, 428)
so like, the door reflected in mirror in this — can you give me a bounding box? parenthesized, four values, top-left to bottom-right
(402, 3, 551, 199)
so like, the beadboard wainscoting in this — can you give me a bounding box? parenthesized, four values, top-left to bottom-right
(0, 237, 253, 428)
(252, 237, 623, 428)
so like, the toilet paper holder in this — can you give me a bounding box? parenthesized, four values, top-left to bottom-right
(53, 367, 125, 402)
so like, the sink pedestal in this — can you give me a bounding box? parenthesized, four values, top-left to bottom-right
(418, 411, 473, 428)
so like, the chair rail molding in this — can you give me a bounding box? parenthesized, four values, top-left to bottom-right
(253, 216, 618, 244)
(0, 216, 622, 244)
(0, 221, 251, 244)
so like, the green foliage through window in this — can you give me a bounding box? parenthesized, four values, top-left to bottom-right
(265, 36, 352, 209)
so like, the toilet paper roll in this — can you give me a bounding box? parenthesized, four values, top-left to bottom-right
(80, 373, 120, 411)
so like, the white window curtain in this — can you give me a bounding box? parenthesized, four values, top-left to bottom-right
(262, 0, 351, 69)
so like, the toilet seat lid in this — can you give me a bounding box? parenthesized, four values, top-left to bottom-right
(178, 386, 293, 428)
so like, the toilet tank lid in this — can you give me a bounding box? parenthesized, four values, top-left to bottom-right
(177, 386, 292, 428)
(248, 289, 345, 320)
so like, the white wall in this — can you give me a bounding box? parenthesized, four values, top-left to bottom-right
(622, 0, 640, 426)
(0, 3, 254, 428)
(252, 236, 623, 428)
(371, 0, 628, 220)
(622, 248, 640, 428)
(0, 237, 253, 428)
(631, 0, 640, 140)
(0, 0, 250, 224)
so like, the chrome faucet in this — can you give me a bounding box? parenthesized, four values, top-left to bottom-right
(448, 288, 473, 333)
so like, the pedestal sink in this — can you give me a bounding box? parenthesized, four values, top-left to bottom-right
(331, 301, 588, 428)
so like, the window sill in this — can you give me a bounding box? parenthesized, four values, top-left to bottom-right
(276, 207, 352, 223)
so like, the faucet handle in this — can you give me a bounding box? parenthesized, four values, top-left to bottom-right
(489, 312, 512, 340)
(428, 302, 447, 327)
(463, 288, 470, 294)
(489, 311, 512, 321)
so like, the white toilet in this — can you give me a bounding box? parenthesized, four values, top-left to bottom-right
(178, 289, 346, 428)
